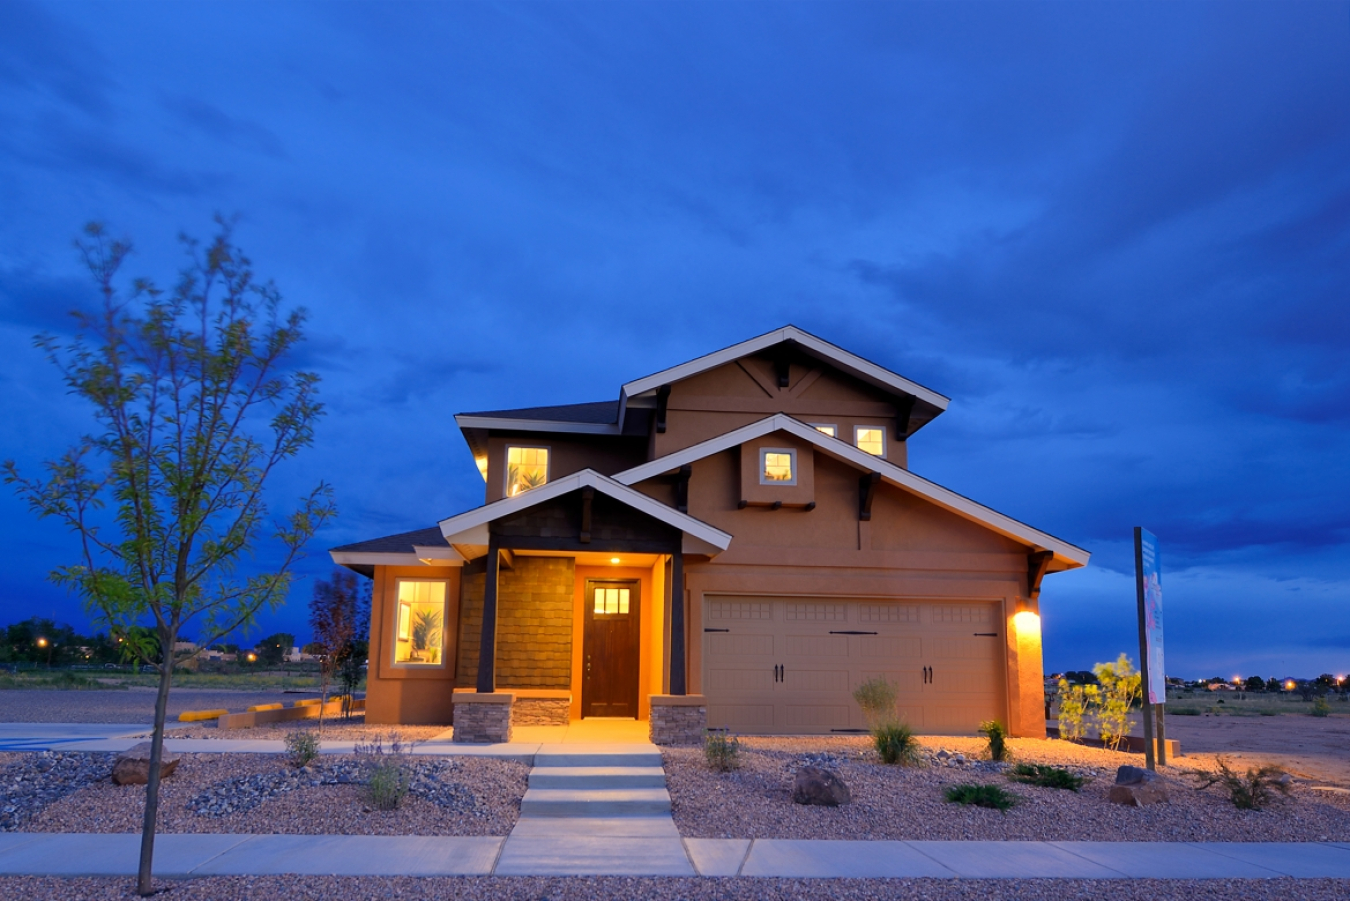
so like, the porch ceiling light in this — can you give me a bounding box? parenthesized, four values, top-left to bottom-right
(610, 557, 620, 564)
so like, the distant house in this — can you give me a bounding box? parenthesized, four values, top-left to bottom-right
(332, 326, 1090, 742)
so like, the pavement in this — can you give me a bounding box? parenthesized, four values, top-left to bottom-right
(1, 834, 1349, 878)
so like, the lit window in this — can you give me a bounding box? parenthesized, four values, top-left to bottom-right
(760, 448, 797, 485)
(593, 586, 631, 616)
(812, 424, 837, 438)
(506, 446, 549, 496)
(394, 580, 446, 666)
(855, 426, 885, 456)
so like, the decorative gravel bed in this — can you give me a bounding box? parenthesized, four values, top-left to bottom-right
(150, 719, 449, 742)
(1, 876, 1348, 901)
(1, 751, 116, 831)
(665, 736, 1350, 842)
(12, 752, 527, 837)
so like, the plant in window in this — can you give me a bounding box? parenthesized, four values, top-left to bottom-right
(411, 609, 442, 663)
(507, 462, 547, 494)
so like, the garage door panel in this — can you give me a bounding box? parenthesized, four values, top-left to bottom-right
(934, 671, 995, 694)
(784, 603, 848, 622)
(926, 637, 998, 659)
(785, 705, 851, 728)
(708, 633, 774, 656)
(783, 668, 849, 693)
(859, 635, 921, 658)
(895, 705, 924, 727)
(708, 601, 774, 621)
(858, 604, 920, 624)
(784, 635, 849, 656)
(709, 704, 774, 728)
(707, 666, 774, 692)
(861, 669, 924, 693)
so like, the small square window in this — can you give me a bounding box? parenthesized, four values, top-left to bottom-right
(760, 448, 797, 485)
(812, 424, 837, 438)
(855, 426, 885, 457)
(506, 446, 549, 496)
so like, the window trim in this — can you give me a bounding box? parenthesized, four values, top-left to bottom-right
(810, 423, 838, 439)
(759, 447, 798, 486)
(854, 425, 886, 457)
(391, 577, 449, 669)
(504, 444, 551, 497)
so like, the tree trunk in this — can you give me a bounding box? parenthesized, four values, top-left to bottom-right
(136, 652, 174, 895)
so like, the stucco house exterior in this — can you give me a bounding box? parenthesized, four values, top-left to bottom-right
(330, 326, 1089, 743)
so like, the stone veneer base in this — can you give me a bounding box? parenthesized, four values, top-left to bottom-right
(648, 695, 707, 746)
(451, 692, 514, 743)
(511, 697, 571, 726)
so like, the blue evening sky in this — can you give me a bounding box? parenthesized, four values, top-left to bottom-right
(1, 2, 1347, 679)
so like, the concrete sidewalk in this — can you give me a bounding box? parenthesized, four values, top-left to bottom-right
(2, 834, 1349, 879)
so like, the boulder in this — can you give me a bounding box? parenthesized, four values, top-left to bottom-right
(111, 742, 181, 786)
(793, 765, 851, 806)
(1114, 765, 1161, 785)
(1108, 782, 1169, 806)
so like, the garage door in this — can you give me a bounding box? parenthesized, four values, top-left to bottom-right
(702, 596, 1006, 735)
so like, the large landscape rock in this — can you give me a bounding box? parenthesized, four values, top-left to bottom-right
(1108, 764, 1168, 806)
(111, 742, 181, 786)
(793, 765, 851, 806)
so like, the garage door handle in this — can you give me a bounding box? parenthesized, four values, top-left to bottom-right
(704, 628, 730, 633)
(829, 631, 877, 635)
(974, 632, 998, 637)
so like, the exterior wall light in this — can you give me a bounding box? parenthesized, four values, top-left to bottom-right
(610, 557, 620, 564)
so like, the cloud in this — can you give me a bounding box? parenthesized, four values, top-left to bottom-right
(160, 95, 287, 159)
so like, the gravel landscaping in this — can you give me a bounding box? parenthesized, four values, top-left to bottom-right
(1, 875, 1348, 901)
(158, 718, 448, 742)
(4, 751, 527, 837)
(665, 736, 1350, 842)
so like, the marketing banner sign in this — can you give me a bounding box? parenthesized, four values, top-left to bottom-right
(1134, 527, 1166, 706)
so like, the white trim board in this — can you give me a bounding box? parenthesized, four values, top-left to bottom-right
(613, 414, 1090, 568)
(621, 325, 950, 410)
(436, 468, 733, 554)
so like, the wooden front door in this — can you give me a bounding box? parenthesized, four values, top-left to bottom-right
(582, 579, 641, 718)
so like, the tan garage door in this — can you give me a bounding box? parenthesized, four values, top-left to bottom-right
(702, 596, 1006, 735)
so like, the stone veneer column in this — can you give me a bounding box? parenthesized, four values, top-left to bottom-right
(451, 692, 515, 743)
(648, 694, 706, 746)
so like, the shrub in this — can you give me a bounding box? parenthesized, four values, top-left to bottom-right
(355, 732, 411, 810)
(1171, 707, 1202, 716)
(873, 720, 923, 766)
(1008, 763, 1085, 791)
(1055, 678, 1095, 742)
(852, 677, 898, 727)
(944, 783, 1017, 811)
(284, 730, 320, 768)
(704, 730, 741, 772)
(1191, 756, 1291, 810)
(1311, 696, 1331, 717)
(979, 720, 1009, 762)
(1092, 654, 1141, 752)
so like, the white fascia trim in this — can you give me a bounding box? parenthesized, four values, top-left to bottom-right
(454, 415, 621, 436)
(613, 414, 1090, 567)
(330, 551, 441, 568)
(413, 545, 467, 564)
(620, 326, 950, 410)
(437, 468, 733, 552)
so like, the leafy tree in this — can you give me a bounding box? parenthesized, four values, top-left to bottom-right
(3, 221, 334, 895)
(308, 567, 370, 730)
(1093, 654, 1142, 752)
(255, 632, 296, 667)
(1265, 677, 1281, 693)
(1244, 675, 1265, 692)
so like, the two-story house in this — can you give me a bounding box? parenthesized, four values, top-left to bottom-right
(330, 326, 1089, 743)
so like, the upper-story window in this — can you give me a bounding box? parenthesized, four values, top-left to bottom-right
(760, 448, 797, 485)
(506, 446, 549, 496)
(812, 424, 837, 438)
(854, 426, 885, 457)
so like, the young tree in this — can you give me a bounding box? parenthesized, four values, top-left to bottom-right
(255, 631, 296, 667)
(3, 221, 334, 895)
(309, 567, 370, 732)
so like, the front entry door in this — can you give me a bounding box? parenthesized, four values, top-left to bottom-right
(582, 579, 641, 718)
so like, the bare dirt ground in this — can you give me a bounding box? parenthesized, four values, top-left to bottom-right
(1163, 712, 1350, 786)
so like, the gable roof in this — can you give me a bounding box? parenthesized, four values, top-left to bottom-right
(619, 325, 949, 427)
(330, 526, 466, 570)
(437, 468, 733, 557)
(613, 414, 1090, 568)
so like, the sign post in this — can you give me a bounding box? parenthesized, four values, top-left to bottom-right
(1134, 527, 1166, 769)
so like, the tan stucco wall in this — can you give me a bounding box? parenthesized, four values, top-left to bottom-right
(365, 565, 460, 725)
(457, 555, 575, 689)
(484, 433, 648, 503)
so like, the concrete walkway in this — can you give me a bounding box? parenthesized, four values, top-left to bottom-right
(2, 834, 1349, 878)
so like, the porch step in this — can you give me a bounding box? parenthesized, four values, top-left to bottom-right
(528, 766, 667, 789)
(533, 749, 662, 768)
(520, 787, 672, 817)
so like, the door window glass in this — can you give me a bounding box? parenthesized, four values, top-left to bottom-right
(593, 586, 631, 616)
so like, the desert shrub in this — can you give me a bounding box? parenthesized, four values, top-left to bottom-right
(1008, 763, 1085, 792)
(356, 732, 410, 810)
(704, 730, 741, 772)
(944, 783, 1017, 811)
(1171, 707, 1202, 716)
(1055, 678, 1095, 742)
(852, 677, 898, 727)
(1191, 756, 1291, 810)
(1311, 696, 1331, 717)
(979, 720, 1009, 762)
(1092, 654, 1141, 752)
(873, 720, 923, 766)
(284, 730, 320, 768)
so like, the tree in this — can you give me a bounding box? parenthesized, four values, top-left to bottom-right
(1244, 675, 1266, 693)
(1092, 654, 1141, 752)
(308, 567, 370, 731)
(1265, 677, 1281, 693)
(3, 221, 334, 895)
(255, 632, 295, 667)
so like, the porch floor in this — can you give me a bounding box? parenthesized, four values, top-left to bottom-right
(495, 718, 651, 744)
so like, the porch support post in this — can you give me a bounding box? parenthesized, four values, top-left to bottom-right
(476, 533, 501, 693)
(669, 546, 686, 695)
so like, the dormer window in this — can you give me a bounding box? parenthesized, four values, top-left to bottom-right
(506, 446, 549, 496)
(812, 424, 837, 438)
(854, 426, 885, 457)
(760, 448, 797, 485)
